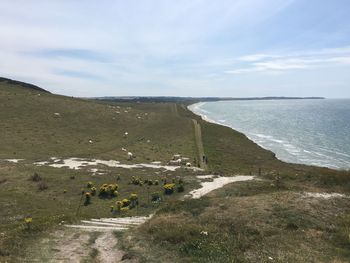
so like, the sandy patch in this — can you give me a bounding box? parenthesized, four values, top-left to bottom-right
(189, 175, 255, 199)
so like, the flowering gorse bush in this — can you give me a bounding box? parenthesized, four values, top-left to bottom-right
(24, 217, 32, 230)
(120, 207, 129, 212)
(84, 192, 91, 205)
(129, 193, 138, 208)
(99, 183, 119, 198)
(122, 198, 130, 207)
(115, 201, 122, 211)
(163, 183, 176, 195)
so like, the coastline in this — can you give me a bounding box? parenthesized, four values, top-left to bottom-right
(187, 101, 347, 171)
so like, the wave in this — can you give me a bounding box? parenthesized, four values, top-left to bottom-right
(188, 102, 349, 170)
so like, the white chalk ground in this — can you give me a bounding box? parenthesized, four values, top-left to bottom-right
(196, 175, 215, 179)
(4, 159, 24, 163)
(189, 175, 255, 199)
(34, 157, 203, 173)
(302, 192, 348, 199)
(65, 215, 152, 232)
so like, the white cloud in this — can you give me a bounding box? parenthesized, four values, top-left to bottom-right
(226, 47, 350, 74)
(0, 0, 349, 98)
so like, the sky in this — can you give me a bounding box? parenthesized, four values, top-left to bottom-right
(1, 0, 350, 98)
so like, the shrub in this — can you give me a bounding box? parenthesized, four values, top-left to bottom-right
(148, 180, 153, 186)
(120, 207, 129, 212)
(113, 190, 119, 197)
(115, 201, 122, 211)
(38, 181, 48, 191)
(99, 183, 119, 198)
(30, 172, 42, 182)
(108, 184, 118, 191)
(151, 192, 161, 202)
(177, 184, 184, 193)
(87, 181, 94, 188)
(122, 198, 130, 207)
(130, 193, 139, 208)
(84, 192, 91, 205)
(163, 183, 176, 195)
(154, 180, 159, 185)
(91, 187, 97, 196)
(24, 217, 32, 230)
(131, 176, 141, 185)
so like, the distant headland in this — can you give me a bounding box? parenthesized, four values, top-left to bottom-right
(96, 96, 325, 103)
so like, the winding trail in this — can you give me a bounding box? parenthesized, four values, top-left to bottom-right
(192, 119, 207, 170)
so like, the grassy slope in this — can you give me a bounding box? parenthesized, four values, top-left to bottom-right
(119, 107, 350, 262)
(0, 82, 199, 261)
(1, 81, 350, 262)
(0, 83, 194, 161)
(124, 182, 350, 262)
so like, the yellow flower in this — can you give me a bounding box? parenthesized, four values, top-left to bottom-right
(24, 217, 32, 224)
(120, 207, 129, 212)
(130, 193, 138, 201)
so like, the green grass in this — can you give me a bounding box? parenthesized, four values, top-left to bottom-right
(1, 81, 350, 262)
(0, 83, 195, 162)
(122, 181, 350, 262)
(0, 82, 200, 261)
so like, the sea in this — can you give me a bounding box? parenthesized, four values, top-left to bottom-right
(188, 99, 350, 170)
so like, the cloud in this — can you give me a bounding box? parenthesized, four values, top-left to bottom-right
(226, 47, 350, 74)
(238, 54, 278, 62)
(54, 69, 103, 80)
(25, 49, 111, 63)
(0, 0, 349, 97)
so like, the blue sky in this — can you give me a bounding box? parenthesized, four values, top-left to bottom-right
(1, 0, 350, 97)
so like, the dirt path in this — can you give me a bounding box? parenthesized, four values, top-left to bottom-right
(171, 103, 179, 117)
(189, 175, 255, 199)
(93, 231, 126, 263)
(192, 119, 207, 170)
(31, 216, 151, 262)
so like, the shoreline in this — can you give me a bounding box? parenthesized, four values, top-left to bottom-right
(187, 101, 347, 172)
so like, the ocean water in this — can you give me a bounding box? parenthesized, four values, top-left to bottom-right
(189, 99, 350, 170)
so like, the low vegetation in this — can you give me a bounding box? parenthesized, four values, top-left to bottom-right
(0, 80, 349, 262)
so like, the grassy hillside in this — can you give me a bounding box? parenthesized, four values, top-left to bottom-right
(1, 80, 349, 262)
(122, 181, 350, 262)
(0, 82, 199, 261)
(0, 82, 195, 162)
